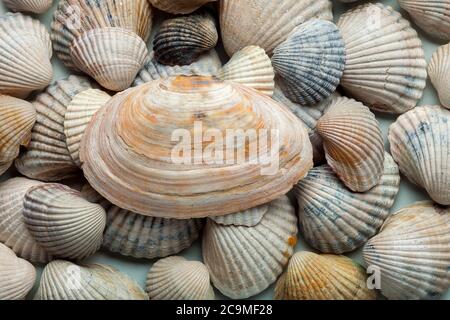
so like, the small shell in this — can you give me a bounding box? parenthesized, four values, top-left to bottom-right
(3, 0, 53, 14)
(216, 46, 274, 96)
(0, 161, 12, 176)
(210, 203, 269, 227)
(389, 105, 450, 205)
(149, 0, 217, 14)
(294, 153, 400, 254)
(275, 251, 377, 300)
(0, 243, 36, 300)
(202, 196, 298, 299)
(146, 256, 215, 300)
(316, 96, 385, 192)
(428, 43, 450, 109)
(35, 260, 148, 300)
(363, 201, 450, 300)
(272, 19, 346, 105)
(153, 10, 218, 66)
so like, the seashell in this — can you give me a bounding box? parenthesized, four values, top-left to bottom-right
(23, 183, 106, 260)
(16, 75, 95, 182)
(216, 46, 274, 96)
(146, 256, 214, 300)
(0, 177, 51, 263)
(0, 161, 12, 176)
(35, 260, 148, 300)
(220, 0, 333, 57)
(210, 203, 268, 227)
(388, 105, 450, 205)
(272, 19, 346, 105)
(153, 10, 218, 66)
(275, 251, 377, 300)
(0, 243, 36, 300)
(337, 3, 427, 114)
(0, 95, 36, 172)
(64, 89, 111, 167)
(202, 196, 298, 299)
(0, 12, 53, 98)
(294, 153, 400, 254)
(80, 76, 313, 218)
(149, 0, 217, 14)
(428, 43, 450, 109)
(363, 201, 450, 300)
(3, 0, 53, 14)
(398, 0, 450, 41)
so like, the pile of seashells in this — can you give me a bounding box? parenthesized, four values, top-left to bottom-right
(0, 0, 449, 301)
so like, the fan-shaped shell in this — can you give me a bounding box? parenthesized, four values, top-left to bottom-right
(337, 3, 427, 114)
(216, 46, 274, 96)
(272, 19, 345, 105)
(149, 0, 217, 14)
(275, 251, 377, 300)
(294, 153, 400, 254)
(209, 203, 268, 227)
(35, 260, 148, 300)
(3, 0, 53, 13)
(202, 196, 298, 299)
(80, 76, 313, 218)
(146, 256, 214, 300)
(428, 43, 450, 109)
(363, 201, 450, 300)
(389, 105, 450, 205)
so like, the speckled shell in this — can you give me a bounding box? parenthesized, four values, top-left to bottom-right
(80, 76, 313, 218)
(389, 105, 450, 205)
(294, 153, 400, 254)
(0, 177, 51, 263)
(149, 0, 217, 14)
(0, 13, 52, 98)
(363, 201, 450, 300)
(275, 251, 377, 300)
(428, 43, 450, 109)
(3, 0, 53, 13)
(272, 19, 345, 105)
(202, 196, 298, 299)
(146, 256, 214, 300)
(35, 260, 148, 300)
(220, 0, 333, 57)
(0, 243, 36, 300)
(337, 3, 427, 114)
(317, 96, 385, 192)
(216, 46, 274, 96)
(210, 203, 268, 227)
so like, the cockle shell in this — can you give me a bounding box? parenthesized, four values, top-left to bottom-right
(0, 177, 51, 263)
(363, 201, 450, 300)
(149, 0, 217, 14)
(316, 96, 385, 192)
(428, 43, 450, 109)
(35, 260, 148, 300)
(389, 105, 450, 205)
(0, 13, 53, 98)
(294, 153, 400, 254)
(202, 196, 298, 299)
(337, 3, 427, 114)
(275, 251, 376, 300)
(220, 0, 333, 57)
(272, 19, 346, 105)
(146, 256, 214, 300)
(210, 203, 268, 227)
(80, 76, 313, 218)
(0, 161, 12, 176)
(216, 46, 274, 96)
(0, 243, 36, 300)
(3, 0, 53, 13)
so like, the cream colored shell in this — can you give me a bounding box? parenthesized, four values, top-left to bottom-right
(428, 43, 450, 109)
(3, 0, 53, 13)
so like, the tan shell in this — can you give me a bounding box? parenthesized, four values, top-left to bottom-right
(3, 0, 53, 13)
(0, 161, 12, 176)
(149, 0, 217, 14)
(428, 43, 450, 109)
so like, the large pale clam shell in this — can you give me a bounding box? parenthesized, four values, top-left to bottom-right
(146, 256, 214, 300)
(149, 0, 217, 14)
(337, 3, 427, 114)
(3, 0, 53, 13)
(209, 203, 269, 227)
(363, 201, 450, 300)
(428, 43, 450, 109)
(202, 196, 298, 299)
(389, 105, 450, 205)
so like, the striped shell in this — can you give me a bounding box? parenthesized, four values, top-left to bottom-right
(428, 43, 450, 109)
(210, 203, 269, 227)
(149, 0, 217, 14)
(3, 0, 53, 13)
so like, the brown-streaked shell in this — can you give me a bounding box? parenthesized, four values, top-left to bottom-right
(428, 43, 450, 109)
(149, 0, 217, 14)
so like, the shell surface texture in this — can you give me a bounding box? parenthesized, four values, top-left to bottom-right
(428, 43, 450, 109)
(209, 203, 269, 227)
(2, 0, 53, 14)
(149, 0, 217, 14)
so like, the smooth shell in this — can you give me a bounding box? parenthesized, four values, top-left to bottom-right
(3, 0, 53, 13)
(210, 203, 269, 227)
(149, 0, 217, 14)
(428, 43, 450, 109)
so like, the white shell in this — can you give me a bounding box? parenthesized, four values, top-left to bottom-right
(428, 43, 450, 109)
(3, 0, 53, 13)
(210, 203, 269, 227)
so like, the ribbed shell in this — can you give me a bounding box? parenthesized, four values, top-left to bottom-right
(0, 161, 12, 176)
(388, 105, 450, 205)
(363, 201, 450, 300)
(428, 43, 450, 109)
(3, 0, 53, 14)
(209, 203, 269, 227)
(275, 251, 377, 300)
(153, 10, 218, 66)
(146, 256, 215, 300)
(272, 19, 345, 105)
(35, 260, 148, 300)
(337, 3, 427, 114)
(202, 196, 298, 299)
(294, 153, 400, 254)
(0, 243, 36, 300)
(216, 46, 274, 96)
(0, 177, 51, 263)
(220, 0, 333, 57)
(149, 0, 217, 14)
